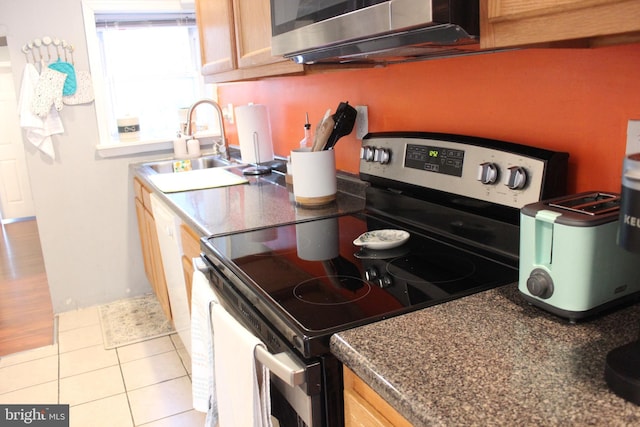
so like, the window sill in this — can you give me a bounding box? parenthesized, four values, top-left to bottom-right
(96, 138, 173, 158)
(96, 132, 220, 158)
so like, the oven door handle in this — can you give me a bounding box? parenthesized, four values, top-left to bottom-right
(255, 346, 306, 388)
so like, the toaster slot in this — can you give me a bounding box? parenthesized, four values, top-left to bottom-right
(548, 192, 620, 216)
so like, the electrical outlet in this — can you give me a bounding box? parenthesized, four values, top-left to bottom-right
(355, 105, 368, 140)
(626, 119, 640, 154)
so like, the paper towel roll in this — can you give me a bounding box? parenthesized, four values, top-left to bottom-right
(235, 104, 274, 164)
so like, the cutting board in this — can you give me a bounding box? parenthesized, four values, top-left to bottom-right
(148, 168, 248, 193)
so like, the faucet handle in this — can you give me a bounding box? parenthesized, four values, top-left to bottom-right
(216, 140, 227, 153)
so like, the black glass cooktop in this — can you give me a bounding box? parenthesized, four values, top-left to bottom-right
(206, 213, 518, 334)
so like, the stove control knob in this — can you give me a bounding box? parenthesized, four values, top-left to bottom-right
(477, 162, 499, 184)
(505, 166, 527, 190)
(365, 267, 379, 282)
(374, 148, 391, 164)
(361, 146, 375, 162)
(377, 275, 393, 288)
(526, 268, 554, 299)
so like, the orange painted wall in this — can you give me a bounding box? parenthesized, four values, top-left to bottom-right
(218, 43, 640, 194)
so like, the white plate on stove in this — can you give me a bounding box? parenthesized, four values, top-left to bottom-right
(353, 229, 410, 250)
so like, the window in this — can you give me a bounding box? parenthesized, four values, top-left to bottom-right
(97, 15, 202, 141)
(82, 1, 214, 156)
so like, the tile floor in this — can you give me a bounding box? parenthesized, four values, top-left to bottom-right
(0, 305, 206, 426)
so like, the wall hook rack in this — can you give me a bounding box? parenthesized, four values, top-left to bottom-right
(22, 36, 75, 70)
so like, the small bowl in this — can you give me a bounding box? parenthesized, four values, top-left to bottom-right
(353, 229, 410, 250)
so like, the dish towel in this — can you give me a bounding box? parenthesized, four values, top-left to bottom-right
(212, 302, 273, 427)
(63, 70, 94, 105)
(191, 268, 219, 427)
(31, 67, 66, 118)
(18, 63, 64, 159)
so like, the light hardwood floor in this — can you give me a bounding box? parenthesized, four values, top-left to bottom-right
(0, 219, 54, 356)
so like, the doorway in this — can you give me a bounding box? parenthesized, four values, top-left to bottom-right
(0, 30, 52, 356)
(0, 219, 54, 356)
(0, 29, 36, 223)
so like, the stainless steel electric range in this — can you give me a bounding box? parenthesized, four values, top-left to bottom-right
(199, 132, 569, 426)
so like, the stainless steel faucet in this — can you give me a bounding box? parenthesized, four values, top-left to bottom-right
(185, 99, 229, 160)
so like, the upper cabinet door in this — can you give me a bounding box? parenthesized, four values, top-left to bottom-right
(233, 0, 283, 68)
(196, 0, 236, 74)
(481, 0, 640, 49)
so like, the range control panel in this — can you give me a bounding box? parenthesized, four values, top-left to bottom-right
(360, 132, 568, 209)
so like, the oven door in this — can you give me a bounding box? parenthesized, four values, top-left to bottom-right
(193, 257, 324, 427)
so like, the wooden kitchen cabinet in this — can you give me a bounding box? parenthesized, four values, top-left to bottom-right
(133, 178, 172, 321)
(232, 0, 281, 69)
(481, 0, 640, 49)
(180, 223, 201, 311)
(134, 197, 154, 287)
(196, 0, 235, 74)
(343, 366, 413, 427)
(195, 0, 304, 83)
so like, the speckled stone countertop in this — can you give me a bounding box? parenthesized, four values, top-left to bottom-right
(331, 284, 640, 426)
(131, 155, 366, 237)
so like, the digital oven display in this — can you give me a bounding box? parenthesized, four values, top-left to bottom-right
(404, 144, 464, 177)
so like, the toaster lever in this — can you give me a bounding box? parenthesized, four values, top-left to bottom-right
(533, 210, 561, 266)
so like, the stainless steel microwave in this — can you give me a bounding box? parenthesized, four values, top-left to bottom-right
(270, 0, 480, 64)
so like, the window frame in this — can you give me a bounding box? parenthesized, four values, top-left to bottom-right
(82, 0, 211, 158)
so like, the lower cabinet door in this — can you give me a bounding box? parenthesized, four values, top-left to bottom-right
(343, 367, 413, 427)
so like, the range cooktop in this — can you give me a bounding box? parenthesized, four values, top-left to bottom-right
(206, 212, 518, 334)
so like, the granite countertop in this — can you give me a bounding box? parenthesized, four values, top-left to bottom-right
(331, 284, 640, 426)
(131, 155, 366, 237)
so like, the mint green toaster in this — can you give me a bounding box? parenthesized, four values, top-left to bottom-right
(519, 191, 640, 321)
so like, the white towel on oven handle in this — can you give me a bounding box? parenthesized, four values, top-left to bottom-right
(211, 302, 273, 427)
(190, 267, 219, 426)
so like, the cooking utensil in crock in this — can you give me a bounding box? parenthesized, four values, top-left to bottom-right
(324, 101, 357, 150)
(312, 109, 333, 151)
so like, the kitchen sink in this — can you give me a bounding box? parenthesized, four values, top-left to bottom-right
(144, 155, 245, 174)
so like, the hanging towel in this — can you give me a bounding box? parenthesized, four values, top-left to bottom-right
(18, 63, 64, 159)
(63, 70, 94, 105)
(48, 59, 77, 96)
(190, 268, 219, 427)
(212, 302, 273, 427)
(31, 67, 66, 118)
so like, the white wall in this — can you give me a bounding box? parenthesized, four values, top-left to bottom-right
(0, 0, 173, 312)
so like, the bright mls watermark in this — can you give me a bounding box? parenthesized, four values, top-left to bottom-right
(1, 405, 69, 426)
